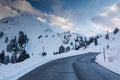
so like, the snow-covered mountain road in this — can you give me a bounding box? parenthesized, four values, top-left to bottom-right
(73, 53, 120, 80)
(18, 53, 120, 80)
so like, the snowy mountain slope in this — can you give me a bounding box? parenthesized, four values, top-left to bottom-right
(0, 15, 88, 80)
(0, 15, 54, 53)
(0, 15, 86, 57)
(0, 15, 120, 80)
(79, 29, 120, 75)
(0, 16, 53, 39)
(0, 0, 119, 80)
(96, 30, 120, 74)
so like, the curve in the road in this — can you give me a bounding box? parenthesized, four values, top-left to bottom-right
(18, 52, 120, 80)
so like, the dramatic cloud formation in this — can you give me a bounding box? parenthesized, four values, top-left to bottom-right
(0, 0, 119, 35)
(0, 0, 47, 19)
(0, 0, 78, 32)
(91, 3, 120, 33)
(42, 0, 80, 32)
(10, 0, 47, 17)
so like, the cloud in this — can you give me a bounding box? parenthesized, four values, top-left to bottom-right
(10, 0, 41, 16)
(0, 0, 81, 33)
(0, 0, 46, 19)
(91, 3, 120, 33)
(0, 4, 19, 19)
(36, 17, 47, 23)
(49, 15, 75, 31)
(0, 0, 77, 32)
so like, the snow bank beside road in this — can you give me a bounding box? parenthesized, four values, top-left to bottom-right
(0, 50, 84, 80)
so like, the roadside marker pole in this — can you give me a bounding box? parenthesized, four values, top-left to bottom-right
(103, 48, 106, 62)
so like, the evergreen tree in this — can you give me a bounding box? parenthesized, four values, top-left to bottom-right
(4, 55, 10, 65)
(66, 46, 70, 52)
(113, 27, 119, 34)
(107, 45, 109, 49)
(53, 52, 59, 55)
(105, 31, 109, 40)
(5, 36, 9, 43)
(94, 37, 98, 46)
(6, 37, 18, 53)
(17, 49, 30, 62)
(62, 35, 70, 44)
(83, 43, 86, 49)
(70, 42, 73, 46)
(45, 35, 48, 37)
(88, 37, 94, 44)
(53, 52, 56, 55)
(18, 31, 28, 48)
(38, 35, 42, 39)
(75, 43, 78, 50)
(18, 31, 25, 47)
(75, 36, 79, 42)
(6, 44, 11, 52)
(42, 52, 47, 56)
(0, 32, 4, 39)
(0, 50, 5, 64)
(59, 45, 65, 54)
(52, 35, 54, 37)
(11, 53, 17, 63)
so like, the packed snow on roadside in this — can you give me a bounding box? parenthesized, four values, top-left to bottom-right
(95, 30, 120, 75)
(70, 29, 120, 75)
(0, 50, 85, 80)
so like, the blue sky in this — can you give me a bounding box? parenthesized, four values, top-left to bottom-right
(27, 0, 120, 35)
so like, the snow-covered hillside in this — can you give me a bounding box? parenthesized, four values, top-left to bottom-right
(0, 16, 56, 64)
(0, 15, 88, 80)
(80, 28, 120, 75)
(0, 15, 120, 80)
(96, 29, 120, 74)
(0, 15, 89, 58)
(0, 15, 54, 54)
(1, 0, 120, 80)
(0, 15, 53, 39)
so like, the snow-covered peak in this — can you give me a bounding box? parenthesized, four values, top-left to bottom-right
(0, 15, 54, 40)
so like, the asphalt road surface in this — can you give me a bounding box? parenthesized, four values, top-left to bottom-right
(18, 52, 120, 80)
